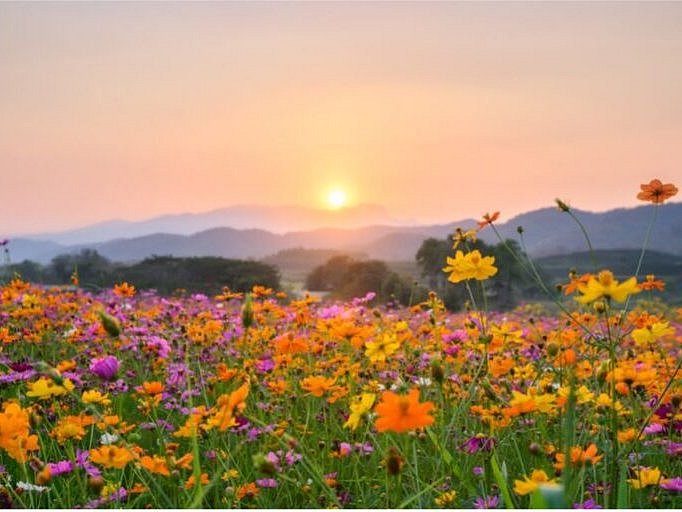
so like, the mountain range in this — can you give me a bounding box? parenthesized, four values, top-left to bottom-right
(6, 202, 682, 265)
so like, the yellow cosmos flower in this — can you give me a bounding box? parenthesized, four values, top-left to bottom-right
(26, 377, 75, 400)
(628, 467, 662, 489)
(576, 270, 640, 304)
(82, 389, 111, 406)
(513, 469, 560, 496)
(365, 333, 401, 363)
(443, 250, 497, 283)
(344, 393, 376, 430)
(632, 321, 675, 347)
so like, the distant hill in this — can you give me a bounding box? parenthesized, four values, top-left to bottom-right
(4, 201, 681, 265)
(476, 202, 682, 257)
(21, 204, 404, 244)
(536, 249, 682, 304)
(536, 249, 682, 278)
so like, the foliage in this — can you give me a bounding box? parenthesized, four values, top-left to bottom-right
(305, 255, 426, 305)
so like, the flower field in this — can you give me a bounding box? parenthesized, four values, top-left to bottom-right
(0, 180, 681, 509)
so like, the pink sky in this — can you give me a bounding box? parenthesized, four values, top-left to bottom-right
(1, 2, 681, 235)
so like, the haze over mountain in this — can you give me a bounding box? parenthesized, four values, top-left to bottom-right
(5, 202, 682, 265)
(21, 204, 405, 245)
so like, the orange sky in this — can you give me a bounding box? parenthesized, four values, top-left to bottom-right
(1, 2, 681, 235)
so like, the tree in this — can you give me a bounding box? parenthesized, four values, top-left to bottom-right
(46, 250, 113, 287)
(415, 236, 532, 311)
(305, 256, 422, 305)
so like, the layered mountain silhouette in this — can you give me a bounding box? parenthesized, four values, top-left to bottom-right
(6, 202, 682, 264)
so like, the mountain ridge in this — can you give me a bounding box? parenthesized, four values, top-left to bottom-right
(5, 202, 681, 265)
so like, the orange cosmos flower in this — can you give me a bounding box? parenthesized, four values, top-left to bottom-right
(236, 482, 260, 501)
(637, 179, 678, 204)
(207, 383, 250, 431)
(375, 389, 435, 433)
(554, 443, 603, 471)
(477, 211, 500, 230)
(185, 472, 209, 490)
(113, 282, 136, 297)
(89, 446, 135, 469)
(562, 272, 594, 295)
(0, 402, 40, 462)
(136, 381, 165, 395)
(300, 376, 337, 397)
(639, 274, 665, 291)
(139, 455, 171, 476)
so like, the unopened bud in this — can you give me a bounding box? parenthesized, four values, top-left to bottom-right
(430, 361, 445, 384)
(385, 447, 404, 476)
(98, 310, 121, 338)
(241, 294, 254, 329)
(252, 453, 276, 476)
(88, 475, 105, 493)
(555, 198, 571, 212)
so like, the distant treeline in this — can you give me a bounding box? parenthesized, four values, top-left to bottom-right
(2, 250, 280, 295)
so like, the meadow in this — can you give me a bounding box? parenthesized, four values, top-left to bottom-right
(0, 179, 680, 509)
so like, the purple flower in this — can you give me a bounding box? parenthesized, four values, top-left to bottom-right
(644, 423, 665, 435)
(84, 487, 127, 508)
(573, 499, 603, 509)
(473, 495, 500, 509)
(284, 450, 302, 466)
(461, 434, 496, 454)
(256, 478, 278, 488)
(47, 460, 74, 476)
(354, 442, 374, 455)
(661, 477, 682, 492)
(664, 441, 682, 456)
(89, 356, 119, 381)
(75, 449, 101, 478)
(255, 358, 275, 373)
(473, 466, 484, 476)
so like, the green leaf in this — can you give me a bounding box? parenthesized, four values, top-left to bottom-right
(491, 453, 515, 509)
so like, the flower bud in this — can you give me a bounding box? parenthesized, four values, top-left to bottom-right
(252, 453, 276, 476)
(98, 310, 121, 338)
(241, 294, 254, 329)
(88, 475, 105, 493)
(385, 447, 404, 476)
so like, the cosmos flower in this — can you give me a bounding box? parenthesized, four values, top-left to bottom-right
(365, 333, 401, 363)
(26, 377, 75, 400)
(576, 270, 640, 304)
(375, 389, 435, 433)
(89, 446, 135, 469)
(0, 402, 39, 463)
(300, 376, 336, 398)
(513, 469, 560, 496)
(628, 467, 662, 489)
(344, 393, 376, 430)
(660, 477, 682, 492)
(89, 356, 119, 381)
(637, 179, 678, 204)
(443, 250, 498, 283)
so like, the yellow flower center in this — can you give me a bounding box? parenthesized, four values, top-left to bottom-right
(597, 271, 614, 286)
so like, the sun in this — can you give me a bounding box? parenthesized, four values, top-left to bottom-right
(327, 189, 348, 210)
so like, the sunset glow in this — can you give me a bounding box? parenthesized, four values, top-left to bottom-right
(1, 3, 681, 235)
(327, 189, 348, 210)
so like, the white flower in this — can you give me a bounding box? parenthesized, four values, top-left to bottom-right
(100, 433, 120, 445)
(415, 377, 432, 387)
(16, 481, 49, 493)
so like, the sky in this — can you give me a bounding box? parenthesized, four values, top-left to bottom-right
(1, 2, 681, 235)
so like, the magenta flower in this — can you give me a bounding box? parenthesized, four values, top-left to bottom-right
(256, 478, 278, 488)
(661, 477, 682, 492)
(89, 356, 119, 381)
